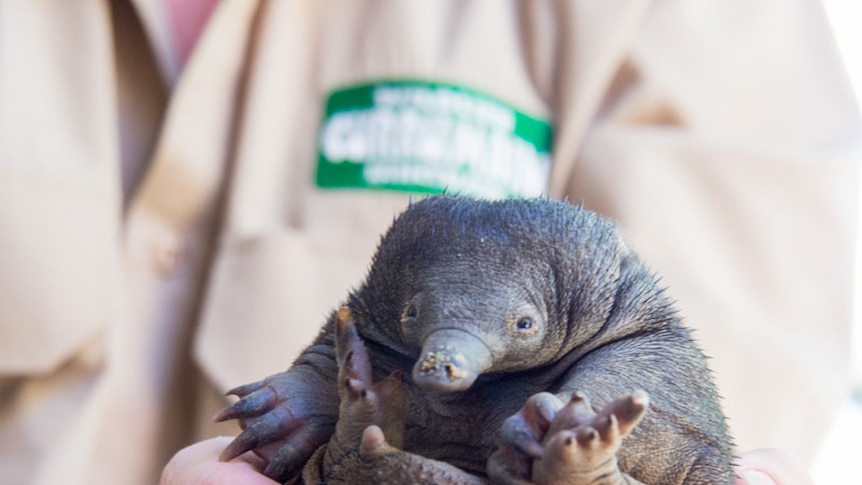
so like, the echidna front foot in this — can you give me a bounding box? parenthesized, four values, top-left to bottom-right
(490, 391, 649, 485)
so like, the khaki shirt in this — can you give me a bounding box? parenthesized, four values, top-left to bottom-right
(1, 1, 858, 484)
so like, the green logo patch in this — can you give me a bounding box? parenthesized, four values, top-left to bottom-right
(315, 80, 553, 199)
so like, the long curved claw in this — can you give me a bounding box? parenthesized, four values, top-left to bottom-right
(219, 406, 298, 462)
(263, 422, 337, 481)
(213, 386, 277, 422)
(215, 312, 342, 484)
(225, 380, 266, 397)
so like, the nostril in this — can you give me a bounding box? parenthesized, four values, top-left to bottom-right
(418, 352, 468, 381)
(443, 362, 467, 380)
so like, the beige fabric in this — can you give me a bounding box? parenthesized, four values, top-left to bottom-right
(565, 1, 861, 457)
(0, 0, 120, 374)
(0, 1, 858, 484)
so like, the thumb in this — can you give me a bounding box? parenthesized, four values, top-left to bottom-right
(736, 469, 778, 485)
(734, 449, 814, 485)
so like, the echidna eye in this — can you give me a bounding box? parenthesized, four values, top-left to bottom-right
(403, 303, 418, 322)
(516, 317, 534, 331)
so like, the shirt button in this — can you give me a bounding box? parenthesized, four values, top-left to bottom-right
(151, 234, 184, 275)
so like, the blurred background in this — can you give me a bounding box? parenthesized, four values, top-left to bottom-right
(813, 1, 862, 483)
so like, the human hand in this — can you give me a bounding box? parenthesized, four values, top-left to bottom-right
(160, 437, 279, 485)
(734, 448, 814, 485)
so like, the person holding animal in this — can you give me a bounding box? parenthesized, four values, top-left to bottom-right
(0, 1, 853, 485)
(163, 197, 809, 484)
